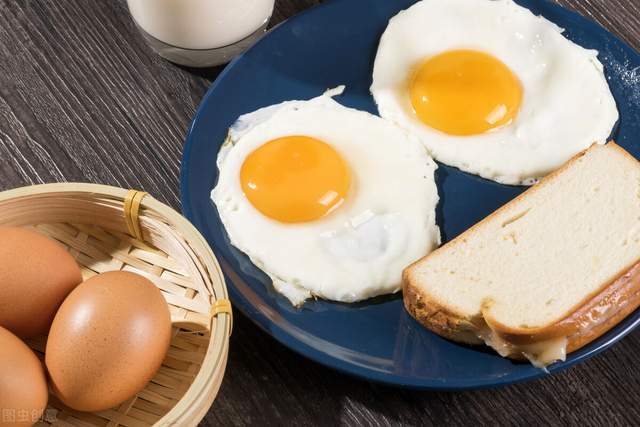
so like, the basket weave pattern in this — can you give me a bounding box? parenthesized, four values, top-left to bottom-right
(0, 184, 230, 427)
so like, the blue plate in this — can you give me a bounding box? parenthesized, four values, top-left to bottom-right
(181, 0, 640, 389)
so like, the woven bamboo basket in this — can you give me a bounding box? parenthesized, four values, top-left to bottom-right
(0, 183, 231, 427)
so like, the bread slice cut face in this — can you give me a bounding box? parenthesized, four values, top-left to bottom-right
(403, 143, 640, 367)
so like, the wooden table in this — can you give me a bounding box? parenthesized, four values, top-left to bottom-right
(0, 0, 638, 425)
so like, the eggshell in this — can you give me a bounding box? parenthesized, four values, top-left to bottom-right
(45, 271, 172, 412)
(0, 227, 82, 339)
(0, 326, 48, 427)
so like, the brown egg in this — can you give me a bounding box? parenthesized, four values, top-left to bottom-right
(45, 271, 172, 412)
(0, 326, 48, 427)
(0, 227, 82, 339)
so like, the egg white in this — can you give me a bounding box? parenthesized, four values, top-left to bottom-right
(212, 89, 440, 305)
(371, 0, 619, 185)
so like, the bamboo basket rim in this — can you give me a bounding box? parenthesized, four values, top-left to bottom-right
(0, 182, 231, 427)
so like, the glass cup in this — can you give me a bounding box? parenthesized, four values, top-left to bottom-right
(127, 0, 275, 68)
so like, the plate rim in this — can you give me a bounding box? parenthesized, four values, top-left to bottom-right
(181, 0, 640, 389)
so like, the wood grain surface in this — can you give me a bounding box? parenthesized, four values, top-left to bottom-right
(0, 0, 638, 426)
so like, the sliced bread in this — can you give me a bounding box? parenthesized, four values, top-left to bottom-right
(403, 142, 640, 366)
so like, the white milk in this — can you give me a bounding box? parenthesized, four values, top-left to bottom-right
(127, 0, 275, 50)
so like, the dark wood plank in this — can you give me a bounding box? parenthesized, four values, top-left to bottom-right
(0, 1, 638, 426)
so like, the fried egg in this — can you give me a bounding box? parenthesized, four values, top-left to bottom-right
(212, 88, 440, 305)
(371, 0, 619, 185)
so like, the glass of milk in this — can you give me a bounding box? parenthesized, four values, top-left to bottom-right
(127, 0, 275, 67)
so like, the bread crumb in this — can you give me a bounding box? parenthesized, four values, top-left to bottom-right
(503, 232, 518, 244)
(501, 208, 531, 228)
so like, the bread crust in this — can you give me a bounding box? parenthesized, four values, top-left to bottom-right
(564, 262, 640, 353)
(403, 269, 483, 345)
(404, 260, 640, 358)
(403, 142, 640, 360)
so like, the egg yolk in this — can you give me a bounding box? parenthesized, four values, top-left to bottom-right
(410, 49, 523, 136)
(240, 136, 350, 223)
